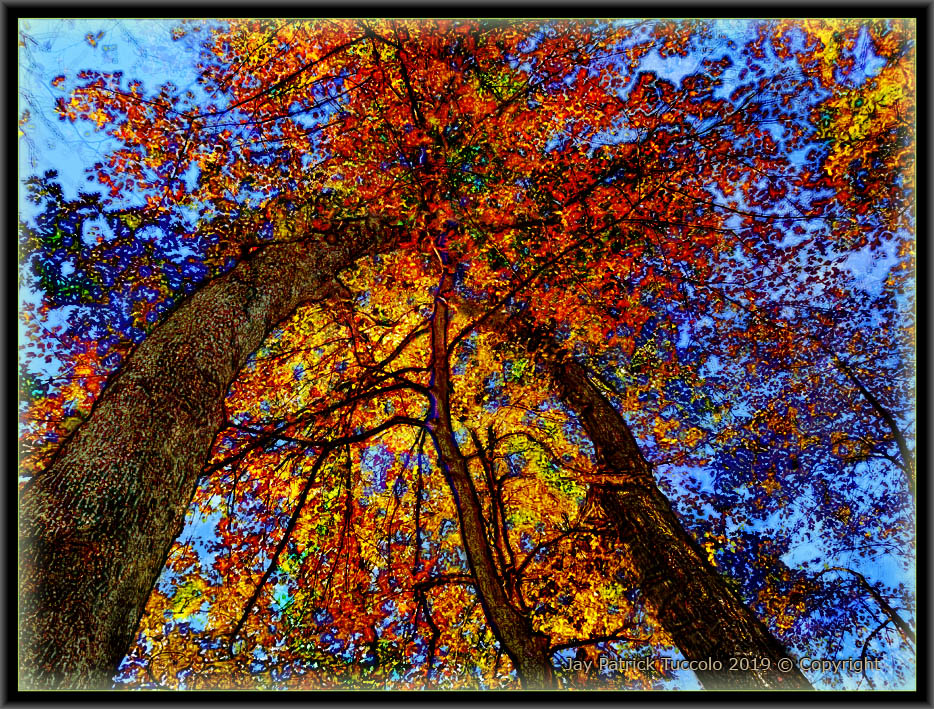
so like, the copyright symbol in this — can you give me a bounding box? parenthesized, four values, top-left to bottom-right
(778, 658, 793, 673)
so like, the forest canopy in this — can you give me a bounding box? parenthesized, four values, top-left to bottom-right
(18, 18, 915, 691)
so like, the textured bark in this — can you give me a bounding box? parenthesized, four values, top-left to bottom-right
(545, 351, 812, 690)
(426, 293, 554, 689)
(19, 223, 394, 690)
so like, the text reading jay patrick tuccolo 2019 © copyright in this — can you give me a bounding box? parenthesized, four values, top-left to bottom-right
(560, 655, 883, 674)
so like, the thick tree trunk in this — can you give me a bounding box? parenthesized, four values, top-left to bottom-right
(545, 351, 812, 690)
(426, 291, 554, 689)
(19, 224, 393, 690)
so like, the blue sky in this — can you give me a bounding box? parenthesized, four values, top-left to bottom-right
(18, 19, 204, 384)
(18, 20, 205, 208)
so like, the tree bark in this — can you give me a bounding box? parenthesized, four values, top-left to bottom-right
(425, 287, 554, 689)
(19, 223, 394, 690)
(543, 348, 812, 690)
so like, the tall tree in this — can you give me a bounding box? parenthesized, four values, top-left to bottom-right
(533, 332, 811, 689)
(19, 223, 399, 689)
(18, 18, 914, 690)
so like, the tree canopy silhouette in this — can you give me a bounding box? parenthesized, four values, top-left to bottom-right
(18, 18, 914, 691)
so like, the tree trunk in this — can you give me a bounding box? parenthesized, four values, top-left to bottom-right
(546, 350, 812, 690)
(19, 223, 393, 690)
(425, 289, 554, 689)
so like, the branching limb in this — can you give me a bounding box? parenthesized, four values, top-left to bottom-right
(817, 567, 915, 647)
(549, 627, 653, 654)
(227, 446, 331, 655)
